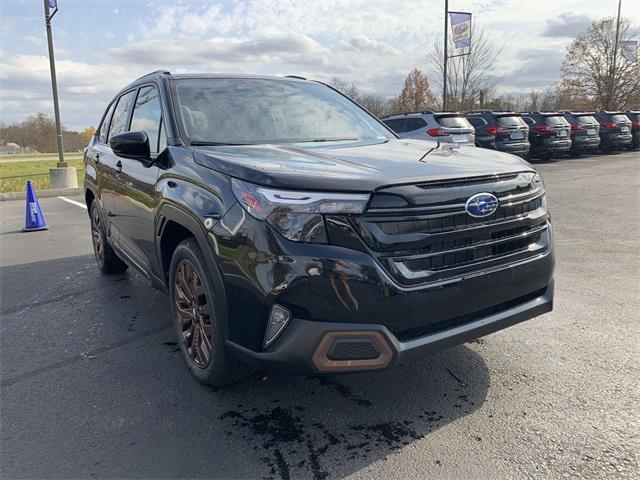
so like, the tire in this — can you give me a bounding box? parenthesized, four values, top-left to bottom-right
(168, 238, 251, 386)
(90, 201, 128, 274)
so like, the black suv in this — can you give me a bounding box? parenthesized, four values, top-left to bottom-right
(84, 71, 554, 386)
(559, 111, 601, 155)
(521, 112, 572, 160)
(465, 110, 530, 158)
(592, 111, 633, 151)
(624, 111, 639, 149)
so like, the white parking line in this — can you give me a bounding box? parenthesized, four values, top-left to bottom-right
(57, 196, 87, 210)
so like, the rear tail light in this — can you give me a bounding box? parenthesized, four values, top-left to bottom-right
(602, 121, 615, 128)
(486, 126, 500, 135)
(536, 124, 552, 133)
(427, 128, 450, 137)
(631, 120, 640, 128)
(570, 123, 583, 131)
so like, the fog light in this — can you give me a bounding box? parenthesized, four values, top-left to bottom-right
(263, 304, 291, 348)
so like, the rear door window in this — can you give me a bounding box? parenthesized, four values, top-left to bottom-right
(544, 115, 570, 126)
(383, 119, 407, 133)
(496, 116, 526, 127)
(436, 116, 471, 128)
(108, 90, 137, 141)
(130, 86, 164, 154)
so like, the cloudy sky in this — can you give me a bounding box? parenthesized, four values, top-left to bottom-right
(0, 0, 628, 130)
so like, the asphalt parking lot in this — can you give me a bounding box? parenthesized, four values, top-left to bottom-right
(1, 150, 639, 480)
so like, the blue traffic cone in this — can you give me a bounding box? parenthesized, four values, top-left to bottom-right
(22, 180, 48, 232)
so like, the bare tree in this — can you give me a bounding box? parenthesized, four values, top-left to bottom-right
(561, 17, 640, 110)
(330, 78, 360, 100)
(428, 24, 502, 111)
(393, 69, 436, 113)
(330, 78, 393, 117)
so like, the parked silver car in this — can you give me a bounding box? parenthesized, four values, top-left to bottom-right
(382, 111, 475, 145)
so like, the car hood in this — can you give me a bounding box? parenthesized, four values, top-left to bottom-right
(193, 139, 534, 192)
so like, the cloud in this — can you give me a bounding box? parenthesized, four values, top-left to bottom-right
(179, 5, 222, 34)
(542, 13, 591, 37)
(23, 35, 43, 46)
(106, 33, 330, 68)
(501, 49, 566, 89)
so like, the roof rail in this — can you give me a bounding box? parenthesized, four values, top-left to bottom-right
(285, 75, 307, 80)
(133, 69, 171, 82)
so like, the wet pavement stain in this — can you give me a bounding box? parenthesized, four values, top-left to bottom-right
(217, 403, 455, 480)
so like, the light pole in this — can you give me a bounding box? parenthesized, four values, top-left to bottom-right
(609, 0, 622, 110)
(43, 0, 77, 189)
(443, 0, 449, 111)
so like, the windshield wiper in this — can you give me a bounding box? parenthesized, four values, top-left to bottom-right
(293, 137, 359, 143)
(190, 141, 249, 146)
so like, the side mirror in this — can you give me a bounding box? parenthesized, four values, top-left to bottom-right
(110, 131, 151, 164)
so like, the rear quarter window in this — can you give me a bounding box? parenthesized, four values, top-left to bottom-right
(98, 102, 116, 144)
(108, 90, 137, 141)
(404, 118, 427, 131)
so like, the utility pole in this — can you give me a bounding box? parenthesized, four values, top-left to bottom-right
(610, 0, 622, 110)
(43, 0, 76, 189)
(43, 0, 65, 167)
(443, 0, 449, 111)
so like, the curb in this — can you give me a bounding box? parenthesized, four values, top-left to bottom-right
(1, 187, 80, 202)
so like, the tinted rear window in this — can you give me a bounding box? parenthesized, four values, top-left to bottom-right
(626, 113, 639, 121)
(610, 114, 630, 123)
(467, 117, 485, 128)
(496, 116, 526, 127)
(545, 115, 570, 126)
(436, 116, 472, 128)
(574, 115, 598, 124)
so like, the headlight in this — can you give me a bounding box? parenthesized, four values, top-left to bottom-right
(231, 178, 370, 243)
(532, 172, 545, 190)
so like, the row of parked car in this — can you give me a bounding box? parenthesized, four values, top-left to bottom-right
(381, 109, 640, 160)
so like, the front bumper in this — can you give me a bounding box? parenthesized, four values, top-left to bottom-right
(227, 280, 554, 375)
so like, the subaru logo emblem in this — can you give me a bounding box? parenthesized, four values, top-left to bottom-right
(465, 193, 499, 218)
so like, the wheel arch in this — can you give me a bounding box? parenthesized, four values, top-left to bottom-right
(156, 203, 230, 335)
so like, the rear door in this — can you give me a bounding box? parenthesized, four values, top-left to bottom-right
(434, 114, 474, 144)
(544, 115, 570, 139)
(495, 114, 528, 145)
(111, 85, 165, 277)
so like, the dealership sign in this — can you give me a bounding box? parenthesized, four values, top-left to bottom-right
(450, 12, 472, 49)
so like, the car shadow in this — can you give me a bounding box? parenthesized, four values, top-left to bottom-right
(1, 254, 490, 480)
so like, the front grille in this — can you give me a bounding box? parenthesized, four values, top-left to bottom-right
(351, 173, 550, 285)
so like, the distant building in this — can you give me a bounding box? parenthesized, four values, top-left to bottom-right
(0, 143, 30, 155)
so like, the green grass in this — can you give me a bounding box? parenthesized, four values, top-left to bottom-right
(0, 159, 84, 193)
(0, 152, 83, 159)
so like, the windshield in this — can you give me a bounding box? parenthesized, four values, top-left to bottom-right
(496, 116, 526, 127)
(173, 78, 392, 145)
(545, 115, 570, 126)
(436, 115, 472, 128)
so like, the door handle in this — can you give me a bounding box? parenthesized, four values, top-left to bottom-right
(115, 160, 122, 173)
(95, 152, 100, 163)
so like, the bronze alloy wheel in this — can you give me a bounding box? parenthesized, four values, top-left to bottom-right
(174, 259, 213, 368)
(91, 205, 103, 264)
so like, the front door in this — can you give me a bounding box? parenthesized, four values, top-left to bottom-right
(111, 85, 166, 278)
